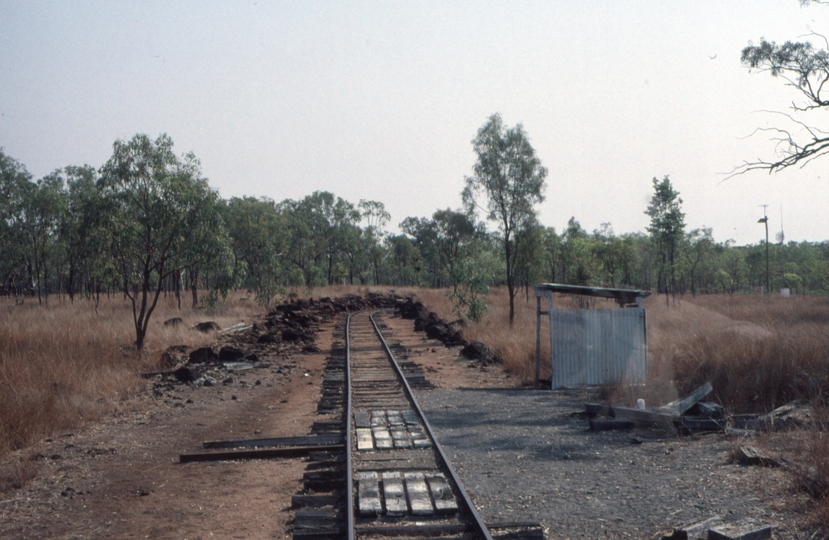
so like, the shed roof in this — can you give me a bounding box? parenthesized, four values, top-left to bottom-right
(534, 283, 651, 306)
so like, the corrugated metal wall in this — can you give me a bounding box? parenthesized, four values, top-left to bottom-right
(549, 307, 647, 389)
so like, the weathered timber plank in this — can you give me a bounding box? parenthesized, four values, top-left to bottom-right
(352, 459, 438, 472)
(708, 518, 772, 540)
(303, 473, 342, 492)
(358, 471, 382, 516)
(661, 515, 722, 539)
(354, 411, 371, 428)
(356, 428, 374, 451)
(382, 471, 407, 516)
(403, 472, 434, 516)
(387, 410, 404, 425)
(291, 493, 340, 508)
(292, 528, 342, 540)
(355, 521, 543, 538)
(202, 434, 341, 449)
(584, 403, 614, 417)
(589, 418, 634, 431)
(425, 473, 458, 514)
(610, 406, 676, 429)
(373, 428, 393, 449)
(677, 417, 723, 432)
(308, 451, 340, 461)
(412, 438, 432, 449)
(696, 401, 724, 419)
(401, 410, 419, 425)
(391, 429, 412, 449)
(179, 444, 343, 463)
(657, 382, 713, 416)
(294, 507, 341, 529)
(738, 446, 779, 467)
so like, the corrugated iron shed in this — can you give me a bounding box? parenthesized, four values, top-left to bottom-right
(535, 284, 651, 388)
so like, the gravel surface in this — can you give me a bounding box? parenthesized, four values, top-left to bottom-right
(417, 387, 809, 539)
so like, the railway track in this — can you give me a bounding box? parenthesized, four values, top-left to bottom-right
(345, 310, 493, 539)
(273, 308, 543, 539)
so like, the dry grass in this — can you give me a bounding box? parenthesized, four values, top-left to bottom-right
(445, 289, 829, 414)
(452, 287, 624, 385)
(646, 294, 829, 413)
(458, 288, 551, 383)
(0, 293, 261, 464)
(6, 285, 829, 509)
(0, 285, 415, 467)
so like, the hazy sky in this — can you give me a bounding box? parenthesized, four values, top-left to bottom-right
(2, 1, 829, 244)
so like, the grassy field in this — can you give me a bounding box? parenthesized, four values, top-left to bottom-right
(444, 288, 829, 414)
(0, 293, 262, 460)
(0, 285, 414, 462)
(4, 286, 829, 454)
(4, 286, 829, 515)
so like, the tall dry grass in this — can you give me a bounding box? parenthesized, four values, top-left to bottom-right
(458, 287, 552, 383)
(647, 294, 829, 413)
(435, 288, 829, 415)
(0, 293, 262, 462)
(0, 285, 418, 465)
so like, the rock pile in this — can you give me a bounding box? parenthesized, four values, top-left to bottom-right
(395, 298, 498, 364)
(152, 292, 498, 388)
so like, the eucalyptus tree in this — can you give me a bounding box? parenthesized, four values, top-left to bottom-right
(359, 200, 390, 285)
(401, 209, 478, 289)
(736, 8, 829, 175)
(559, 218, 596, 287)
(99, 133, 225, 351)
(592, 223, 622, 287)
(462, 113, 548, 326)
(279, 191, 361, 287)
(20, 172, 68, 304)
(512, 217, 547, 300)
(61, 166, 100, 300)
(683, 228, 715, 296)
(385, 234, 421, 286)
(400, 216, 440, 286)
(432, 209, 478, 290)
(541, 227, 561, 284)
(224, 196, 287, 304)
(645, 176, 685, 299)
(0, 148, 32, 296)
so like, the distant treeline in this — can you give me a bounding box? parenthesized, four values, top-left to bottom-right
(2, 140, 828, 309)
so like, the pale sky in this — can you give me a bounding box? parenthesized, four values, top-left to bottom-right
(2, 1, 829, 244)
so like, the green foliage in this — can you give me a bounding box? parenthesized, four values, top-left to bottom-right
(463, 113, 547, 326)
(200, 288, 221, 314)
(224, 196, 286, 304)
(645, 176, 685, 296)
(12, 122, 829, 311)
(99, 133, 226, 350)
(446, 254, 493, 323)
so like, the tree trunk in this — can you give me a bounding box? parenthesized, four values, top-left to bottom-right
(190, 268, 199, 308)
(175, 272, 181, 310)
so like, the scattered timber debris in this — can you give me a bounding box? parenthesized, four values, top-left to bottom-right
(708, 518, 772, 540)
(729, 401, 813, 432)
(660, 515, 723, 539)
(660, 515, 772, 540)
(586, 382, 719, 432)
(586, 382, 812, 435)
(735, 446, 780, 468)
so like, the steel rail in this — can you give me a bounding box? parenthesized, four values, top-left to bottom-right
(368, 312, 494, 540)
(345, 313, 355, 540)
